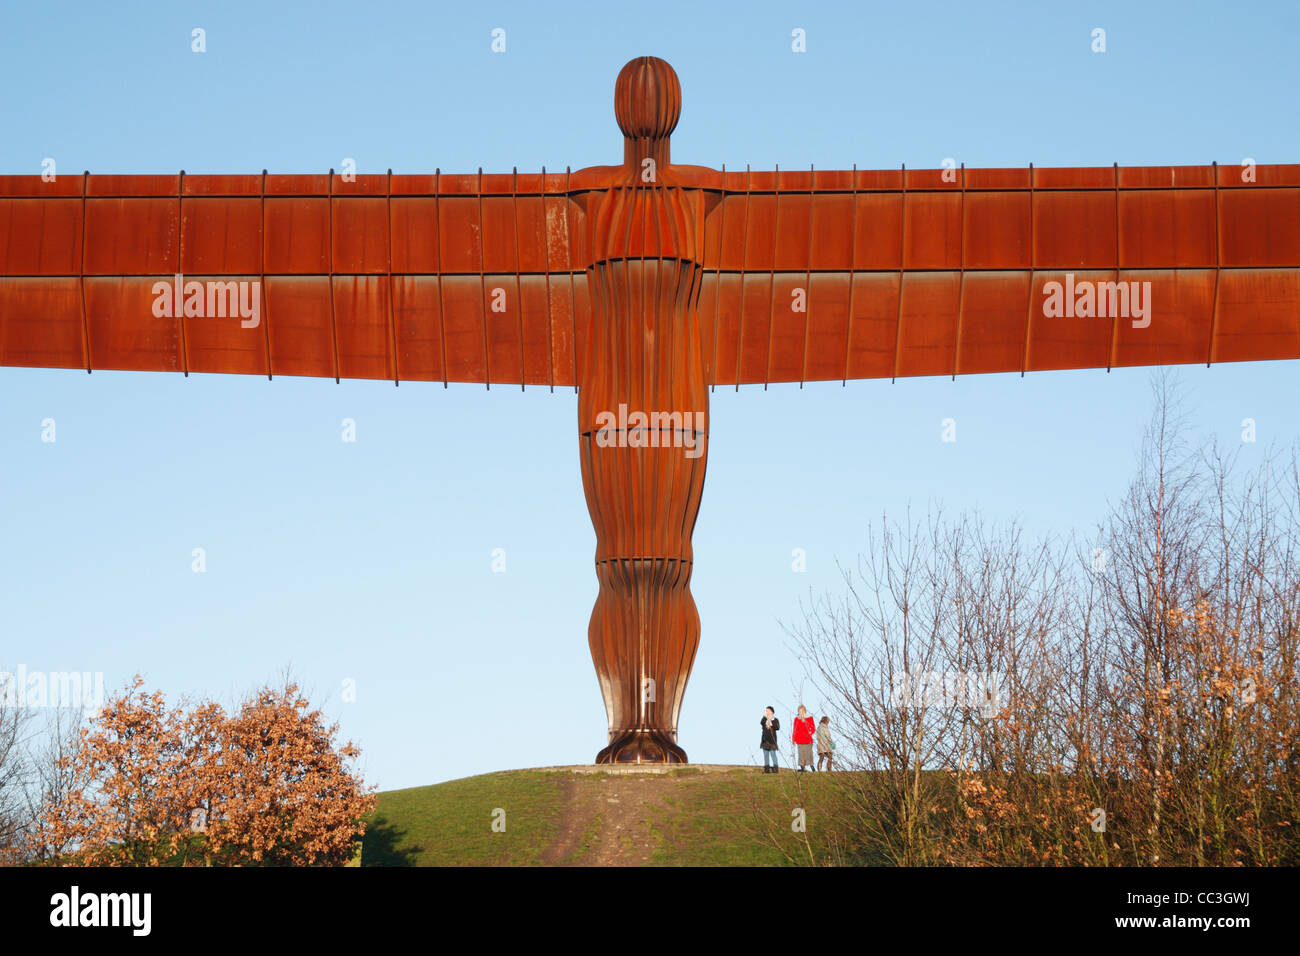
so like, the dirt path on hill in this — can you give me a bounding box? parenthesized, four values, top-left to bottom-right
(542, 774, 675, 866)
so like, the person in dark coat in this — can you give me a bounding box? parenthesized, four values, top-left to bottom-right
(759, 706, 781, 773)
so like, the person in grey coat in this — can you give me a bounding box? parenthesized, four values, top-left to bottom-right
(816, 716, 834, 771)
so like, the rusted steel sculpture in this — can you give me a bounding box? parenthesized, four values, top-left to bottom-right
(3, 57, 1300, 762)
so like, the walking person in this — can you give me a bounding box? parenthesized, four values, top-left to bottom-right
(816, 715, 834, 771)
(792, 705, 816, 772)
(760, 706, 781, 773)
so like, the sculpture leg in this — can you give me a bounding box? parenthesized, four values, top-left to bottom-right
(581, 443, 706, 764)
(585, 551, 701, 764)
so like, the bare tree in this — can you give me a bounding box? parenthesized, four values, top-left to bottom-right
(0, 685, 31, 862)
(21, 708, 86, 862)
(779, 371, 1300, 866)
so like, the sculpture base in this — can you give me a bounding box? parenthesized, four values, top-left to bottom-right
(595, 729, 688, 764)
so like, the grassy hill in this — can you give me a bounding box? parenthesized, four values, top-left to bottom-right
(361, 765, 854, 866)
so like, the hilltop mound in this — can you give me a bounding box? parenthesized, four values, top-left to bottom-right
(362, 765, 844, 866)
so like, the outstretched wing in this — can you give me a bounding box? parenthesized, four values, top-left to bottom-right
(697, 164, 1300, 386)
(0, 171, 589, 387)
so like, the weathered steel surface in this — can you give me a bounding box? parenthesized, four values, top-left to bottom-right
(0, 171, 591, 384)
(692, 164, 1300, 383)
(3, 57, 1300, 762)
(578, 57, 708, 761)
(6, 163, 1298, 385)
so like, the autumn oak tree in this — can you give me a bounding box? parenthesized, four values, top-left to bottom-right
(29, 677, 374, 866)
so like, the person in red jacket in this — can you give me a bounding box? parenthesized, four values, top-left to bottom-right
(792, 705, 816, 772)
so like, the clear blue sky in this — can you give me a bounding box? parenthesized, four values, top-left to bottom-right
(1, 0, 1297, 790)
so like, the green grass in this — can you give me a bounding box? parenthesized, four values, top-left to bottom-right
(362, 767, 854, 867)
(362, 770, 568, 866)
(646, 770, 848, 865)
